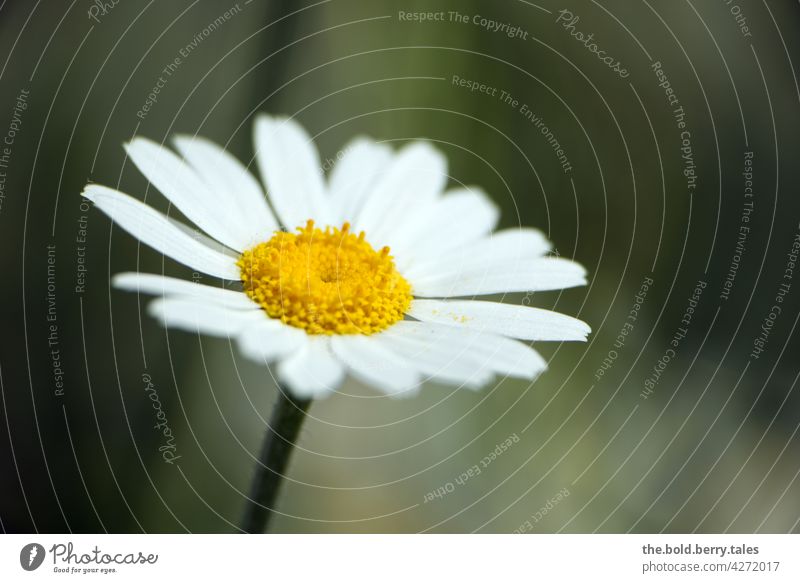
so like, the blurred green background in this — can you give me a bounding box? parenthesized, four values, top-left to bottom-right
(1, 0, 799, 533)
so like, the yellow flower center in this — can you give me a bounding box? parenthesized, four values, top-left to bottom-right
(237, 220, 412, 335)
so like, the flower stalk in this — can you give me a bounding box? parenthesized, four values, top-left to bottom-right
(240, 388, 311, 533)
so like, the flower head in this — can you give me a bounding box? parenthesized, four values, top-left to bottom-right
(83, 115, 590, 398)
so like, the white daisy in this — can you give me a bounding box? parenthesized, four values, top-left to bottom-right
(83, 115, 590, 399)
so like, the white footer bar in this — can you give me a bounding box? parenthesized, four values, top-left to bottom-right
(1, 534, 798, 582)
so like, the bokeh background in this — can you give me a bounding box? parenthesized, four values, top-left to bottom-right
(1, 0, 799, 533)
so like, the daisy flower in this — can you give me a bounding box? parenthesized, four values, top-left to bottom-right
(83, 115, 590, 399)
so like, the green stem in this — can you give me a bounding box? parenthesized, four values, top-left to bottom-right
(240, 388, 311, 533)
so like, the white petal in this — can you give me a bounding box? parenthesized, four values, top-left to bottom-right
(82, 185, 239, 279)
(254, 115, 329, 229)
(167, 215, 239, 258)
(113, 272, 255, 310)
(410, 257, 587, 297)
(374, 321, 494, 388)
(328, 138, 392, 225)
(386, 321, 546, 381)
(173, 135, 278, 247)
(478, 335, 548, 380)
(408, 299, 590, 341)
(403, 228, 552, 281)
(147, 298, 265, 337)
(391, 187, 499, 268)
(330, 335, 420, 397)
(124, 138, 247, 251)
(277, 337, 344, 399)
(354, 142, 447, 246)
(237, 320, 308, 362)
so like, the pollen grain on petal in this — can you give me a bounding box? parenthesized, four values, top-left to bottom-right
(237, 221, 412, 335)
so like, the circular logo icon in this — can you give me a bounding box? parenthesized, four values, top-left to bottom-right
(20, 543, 46, 571)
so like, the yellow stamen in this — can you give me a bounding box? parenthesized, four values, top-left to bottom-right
(237, 221, 412, 335)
